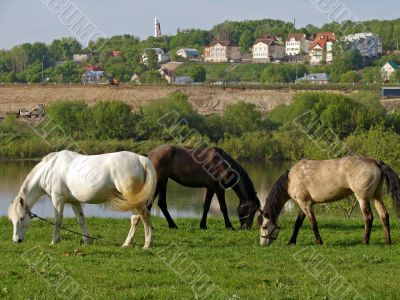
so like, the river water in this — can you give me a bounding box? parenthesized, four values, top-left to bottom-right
(0, 160, 291, 219)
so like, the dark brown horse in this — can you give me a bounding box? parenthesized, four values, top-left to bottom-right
(147, 145, 260, 229)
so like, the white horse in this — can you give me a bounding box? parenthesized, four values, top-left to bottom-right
(8, 150, 157, 249)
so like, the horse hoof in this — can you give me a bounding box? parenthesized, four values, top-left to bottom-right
(288, 241, 297, 245)
(143, 246, 152, 250)
(226, 226, 235, 231)
(200, 225, 207, 230)
(121, 244, 131, 248)
(169, 225, 178, 229)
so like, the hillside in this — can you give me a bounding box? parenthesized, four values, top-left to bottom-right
(0, 84, 398, 117)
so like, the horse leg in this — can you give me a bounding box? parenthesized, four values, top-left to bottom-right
(122, 214, 141, 248)
(358, 198, 374, 245)
(216, 191, 234, 230)
(157, 179, 178, 229)
(288, 210, 306, 245)
(303, 206, 323, 245)
(71, 204, 92, 245)
(374, 199, 391, 244)
(138, 207, 152, 249)
(51, 198, 64, 245)
(200, 189, 214, 230)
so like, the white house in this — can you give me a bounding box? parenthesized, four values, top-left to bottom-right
(253, 36, 285, 63)
(343, 33, 382, 58)
(381, 61, 399, 81)
(141, 48, 169, 64)
(285, 33, 310, 56)
(204, 41, 241, 63)
(309, 32, 336, 65)
(73, 53, 91, 63)
(176, 48, 200, 59)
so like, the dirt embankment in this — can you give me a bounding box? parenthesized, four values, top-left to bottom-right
(0, 84, 397, 116)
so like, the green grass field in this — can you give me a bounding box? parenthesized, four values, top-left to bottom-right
(1, 215, 400, 299)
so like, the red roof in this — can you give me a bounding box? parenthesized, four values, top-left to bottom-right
(208, 40, 231, 47)
(309, 32, 336, 50)
(84, 65, 103, 72)
(287, 33, 307, 42)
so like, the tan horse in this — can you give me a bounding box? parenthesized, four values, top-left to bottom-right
(258, 156, 400, 246)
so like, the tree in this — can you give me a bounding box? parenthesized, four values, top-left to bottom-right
(144, 49, 158, 69)
(340, 70, 361, 83)
(51, 61, 81, 83)
(222, 101, 263, 136)
(189, 66, 207, 82)
(239, 30, 255, 53)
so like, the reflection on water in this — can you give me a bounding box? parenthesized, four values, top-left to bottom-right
(0, 160, 291, 219)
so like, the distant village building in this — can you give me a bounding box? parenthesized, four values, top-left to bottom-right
(309, 32, 336, 65)
(285, 33, 310, 56)
(130, 74, 141, 84)
(204, 41, 241, 63)
(381, 61, 399, 81)
(174, 76, 194, 84)
(84, 65, 103, 72)
(343, 33, 382, 58)
(295, 73, 331, 85)
(82, 66, 109, 84)
(73, 54, 91, 63)
(176, 48, 200, 59)
(252, 35, 285, 63)
(141, 48, 169, 64)
(154, 17, 161, 38)
(159, 68, 176, 83)
(55, 61, 67, 66)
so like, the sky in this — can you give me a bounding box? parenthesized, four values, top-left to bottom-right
(0, 0, 399, 49)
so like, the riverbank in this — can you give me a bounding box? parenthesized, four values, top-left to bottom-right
(1, 216, 399, 299)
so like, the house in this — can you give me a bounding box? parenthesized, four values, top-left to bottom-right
(204, 41, 241, 63)
(73, 54, 91, 63)
(55, 61, 67, 66)
(343, 33, 382, 58)
(174, 76, 194, 84)
(141, 48, 169, 64)
(381, 61, 399, 81)
(84, 64, 103, 72)
(130, 74, 141, 84)
(309, 32, 336, 65)
(159, 68, 176, 83)
(82, 70, 109, 84)
(382, 87, 400, 97)
(295, 73, 331, 84)
(285, 33, 310, 56)
(253, 35, 285, 63)
(176, 48, 200, 59)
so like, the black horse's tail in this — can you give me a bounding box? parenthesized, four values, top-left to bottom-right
(377, 161, 400, 218)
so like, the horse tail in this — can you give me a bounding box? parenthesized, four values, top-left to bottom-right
(377, 161, 400, 218)
(112, 157, 157, 212)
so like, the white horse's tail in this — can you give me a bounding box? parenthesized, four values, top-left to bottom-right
(112, 157, 157, 212)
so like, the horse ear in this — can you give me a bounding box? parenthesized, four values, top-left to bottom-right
(258, 209, 263, 214)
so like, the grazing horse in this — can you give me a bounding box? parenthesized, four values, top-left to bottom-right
(8, 150, 157, 249)
(147, 145, 260, 230)
(258, 156, 400, 246)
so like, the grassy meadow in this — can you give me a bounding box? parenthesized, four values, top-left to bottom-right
(1, 215, 400, 299)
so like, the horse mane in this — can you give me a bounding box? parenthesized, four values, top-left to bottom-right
(18, 152, 58, 198)
(212, 147, 260, 206)
(264, 170, 290, 223)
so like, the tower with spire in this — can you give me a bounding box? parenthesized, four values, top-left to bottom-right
(154, 17, 161, 38)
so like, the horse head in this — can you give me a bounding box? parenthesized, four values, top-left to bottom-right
(8, 196, 32, 243)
